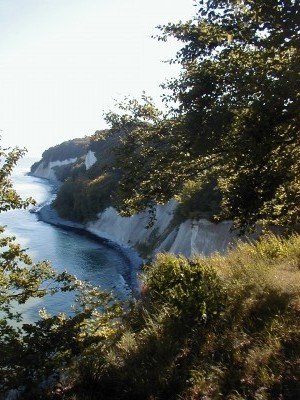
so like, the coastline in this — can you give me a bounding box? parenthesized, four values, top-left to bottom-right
(35, 202, 143, 296)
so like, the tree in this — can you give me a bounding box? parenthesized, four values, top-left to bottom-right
(0, 145, 123, 396)
(104, 0, 300, 232)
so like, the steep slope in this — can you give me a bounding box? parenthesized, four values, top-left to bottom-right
(31, 134, 241, 258)
(86, 202, 238, 258)
(30, 137, 90, 182)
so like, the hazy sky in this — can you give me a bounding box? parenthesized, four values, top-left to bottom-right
(0, 0, 195, 158)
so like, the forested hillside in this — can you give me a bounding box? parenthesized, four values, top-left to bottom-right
(42, 0, 299, 234)
(28, 131, 119, 221)
(30, 137, 90, 171)
(32, 130, 222, 225)
(102, 0, 299, 233)
(51, 132, 121, 222)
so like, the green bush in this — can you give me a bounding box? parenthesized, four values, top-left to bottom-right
(62, 234, 300, 400)
(143, 253, 226, 325)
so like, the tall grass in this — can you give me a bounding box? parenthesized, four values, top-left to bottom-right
(47, 234, 300, 399)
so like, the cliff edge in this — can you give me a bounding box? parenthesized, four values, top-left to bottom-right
(30, 138, 240, 259)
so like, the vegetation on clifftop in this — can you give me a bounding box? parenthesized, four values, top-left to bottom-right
(103, 0, 299, 233)
(2, 226, 299, 399)
(32, 0, 300, 233)
(60, 234, 299, 400)
(30, 137, 90, 173)
(1, 0, 300, 398)
(51, 131, 121, 222)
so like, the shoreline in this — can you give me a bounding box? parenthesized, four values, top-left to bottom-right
(35, 202, 142, 296)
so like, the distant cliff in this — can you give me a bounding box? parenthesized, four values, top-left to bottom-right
(31, 135, 241, 258)
(31, 157, 78, 181)
(30, 137, 90, 179)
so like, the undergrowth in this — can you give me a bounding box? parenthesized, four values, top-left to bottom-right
(34, 234, 300, 399)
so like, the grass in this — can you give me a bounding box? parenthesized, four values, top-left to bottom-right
(21, 234, 300, 399)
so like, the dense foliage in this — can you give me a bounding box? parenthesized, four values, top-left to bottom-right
(104, 0, 300, 232)
(53, 171, 119, 222)
(1, 153, 300, 398)
(2, 154, 300, 399)
(40, 234, 299, 400)
(52, 132, 121, 222)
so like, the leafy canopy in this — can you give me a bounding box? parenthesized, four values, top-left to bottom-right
(104, 0, 300, 232)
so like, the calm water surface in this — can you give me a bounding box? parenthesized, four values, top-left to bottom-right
(0, 158, 132, 322)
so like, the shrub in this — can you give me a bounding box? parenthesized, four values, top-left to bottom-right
(10, 234, 299, 399)
(143, 253, 226, 326)
(66, 234, 300, 400)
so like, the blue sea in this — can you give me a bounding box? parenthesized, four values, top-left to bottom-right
(0, 157, 134, 323)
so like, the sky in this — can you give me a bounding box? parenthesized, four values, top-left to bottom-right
(0, 0, 196, 158)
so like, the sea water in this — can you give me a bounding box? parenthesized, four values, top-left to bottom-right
(0, 157, 133, 322)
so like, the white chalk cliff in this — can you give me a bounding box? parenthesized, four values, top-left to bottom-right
(31, 158, 77, 181)
(86, 202, 238, 258)
(32, 153, 239, 258)
(85, 150, 97, 170)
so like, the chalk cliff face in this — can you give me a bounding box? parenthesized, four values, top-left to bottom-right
(31, 158, 78, 181)
(86, 202, 238, 258)
(86, 200, 177, 252)
(85, 150, 97, 170)
(32, 151, 239, 258)
(156, 219, 237, 257)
